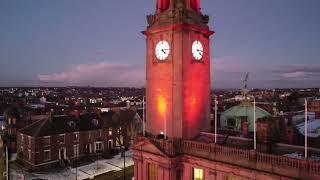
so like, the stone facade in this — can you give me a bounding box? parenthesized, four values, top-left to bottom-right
(134, 1, 320, 180)
(133, 137, 320, 180)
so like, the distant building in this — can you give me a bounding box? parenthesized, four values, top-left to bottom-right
(3, 107, 22, 152)
(39, 96, 46, 104)
(220, 101, 271, 133)
(309, 99, 320, 119)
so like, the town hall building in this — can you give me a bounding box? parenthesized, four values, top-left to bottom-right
(132, 0, 320, 180)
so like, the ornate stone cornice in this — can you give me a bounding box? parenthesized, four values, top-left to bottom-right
(146, 0, 210, 30)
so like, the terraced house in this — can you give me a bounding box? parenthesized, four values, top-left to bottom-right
(17, 109, 142, 171)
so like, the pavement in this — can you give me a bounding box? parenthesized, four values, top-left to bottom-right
(9, 151, 133, 180)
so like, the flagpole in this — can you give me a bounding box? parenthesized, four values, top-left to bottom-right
(253, 97, 256, 150)
(305, 98, 308, 159)
(142, 96, 145, 137)
(214, 96, 218, 143)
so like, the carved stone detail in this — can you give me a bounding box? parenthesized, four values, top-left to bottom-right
(147, 15, 156, 27)
(146, 0, 210, 29)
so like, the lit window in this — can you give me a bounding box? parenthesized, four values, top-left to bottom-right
(226, 176, 237, 180)
(74, 132, 79, 142)
(108, 128, 112, 136)
(117, 127, 122, 135)
(148, 163, 158, 180)
(193, 168, 204, 180)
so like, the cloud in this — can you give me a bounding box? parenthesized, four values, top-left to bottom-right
(281, 71, 306, 79)
(211, 57, 320, 88)
(38, 62, 145, 87)
(275, 65, 320, 80)
(37, 58, 320, 88)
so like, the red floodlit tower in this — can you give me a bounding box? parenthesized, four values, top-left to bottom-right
(145, 0, 214, 139)
(133, 1, 320, 180)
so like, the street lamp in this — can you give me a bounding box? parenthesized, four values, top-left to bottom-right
(253, 97, 256, 150)
(214, 96, 218, 144)
(142, 96, 145, 137)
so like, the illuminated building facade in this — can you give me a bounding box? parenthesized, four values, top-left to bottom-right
(133, 1, 320, 180)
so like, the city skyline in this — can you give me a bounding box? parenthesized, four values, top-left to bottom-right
(1, 0, 320, 88)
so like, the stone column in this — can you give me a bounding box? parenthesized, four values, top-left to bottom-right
(143, 160, 148, 180)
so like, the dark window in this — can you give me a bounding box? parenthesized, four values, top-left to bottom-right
(227, 118, 236, 127)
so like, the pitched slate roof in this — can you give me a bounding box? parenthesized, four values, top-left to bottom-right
(19, 110, 137, 137)
(19, 112, 110, 137)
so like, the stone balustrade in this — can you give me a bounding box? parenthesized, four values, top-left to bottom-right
(192, 141, 319, 177)
(310, 162, 320, 173)
(135, 136, 320, 177)
(257, 153, 302, 169)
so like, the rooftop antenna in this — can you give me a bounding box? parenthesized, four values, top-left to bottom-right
(242, 72, 250, 98)
(244, 72, 249, 89)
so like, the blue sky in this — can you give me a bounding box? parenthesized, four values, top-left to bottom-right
(0, 0, 319, 88)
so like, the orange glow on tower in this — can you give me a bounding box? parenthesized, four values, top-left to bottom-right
(157, 95, 167, 115)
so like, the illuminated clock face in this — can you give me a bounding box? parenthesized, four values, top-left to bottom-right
(192, 40, 204, 60)
(155, 41, 170, 61)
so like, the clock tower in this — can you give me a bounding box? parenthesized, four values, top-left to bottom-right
(145, 0, 214, 139)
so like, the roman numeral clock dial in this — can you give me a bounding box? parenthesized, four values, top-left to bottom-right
(192, 40, 204, 60)
(155, 40, 170, 61)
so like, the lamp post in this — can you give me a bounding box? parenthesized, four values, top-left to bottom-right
(305, 98, 308, 159)
(142, 96, 145, 137)
(253, 97, 256, 150)
(75, 151, 78, 180)
(6, 146, 8, 180)
(214, 96, 218, 143)
(123, 146, 125, 180)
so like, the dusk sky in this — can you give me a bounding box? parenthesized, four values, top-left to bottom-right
(0, 0, 319, 88)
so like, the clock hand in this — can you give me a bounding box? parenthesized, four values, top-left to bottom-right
(197, 49, 203, 52)
(162, 49, 167, 54)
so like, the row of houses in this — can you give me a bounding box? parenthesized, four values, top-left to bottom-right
(16, 109, 142, 171)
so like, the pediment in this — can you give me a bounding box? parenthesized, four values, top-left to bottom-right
(132, 137, 168, 157)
